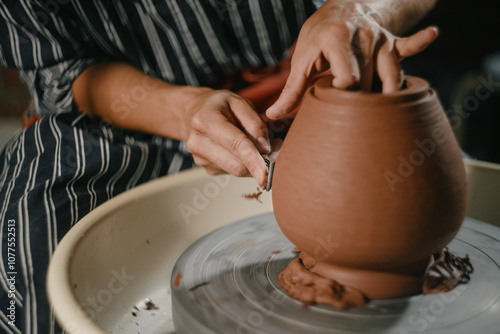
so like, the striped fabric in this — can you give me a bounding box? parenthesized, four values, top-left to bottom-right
(0, 0, 317, 115)
(0, 0, 321, 332)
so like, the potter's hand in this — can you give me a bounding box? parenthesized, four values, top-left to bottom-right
(266, 0, 438, 119)
(185, 89, 270, 187)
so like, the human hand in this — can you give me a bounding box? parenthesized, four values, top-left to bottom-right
(185, 89, 271, 187)
(266, 0, 439, 120)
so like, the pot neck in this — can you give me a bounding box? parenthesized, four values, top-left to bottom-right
(312, 76, 432, 107)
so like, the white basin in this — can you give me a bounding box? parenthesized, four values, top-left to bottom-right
(47, 168, 272, 333)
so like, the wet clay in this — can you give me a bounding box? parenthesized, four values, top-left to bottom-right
(173, 271, 183, 287)
(279, 248, 473, 308)
(243, 187, 263, 203)
(272, 76, 469, 307)
(278, 256, 366, 309)
(423, 247, 473, 294)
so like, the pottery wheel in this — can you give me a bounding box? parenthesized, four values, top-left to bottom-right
(171, 213, 500, 334)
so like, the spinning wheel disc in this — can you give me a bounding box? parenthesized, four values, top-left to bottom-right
(171, 213, 500, 333)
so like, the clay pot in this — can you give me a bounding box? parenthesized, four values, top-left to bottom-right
(272, 76, 467, 299)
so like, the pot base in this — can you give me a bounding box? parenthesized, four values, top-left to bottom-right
(278, 249, 473, 308)
(171, 212, 498, 334)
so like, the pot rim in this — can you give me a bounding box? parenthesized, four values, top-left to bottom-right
(312, 75, 431, 106)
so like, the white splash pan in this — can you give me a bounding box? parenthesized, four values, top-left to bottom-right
(47, 168, 272, 333)
(47, 160, 500, 333)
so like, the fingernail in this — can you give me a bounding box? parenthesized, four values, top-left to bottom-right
(266, 107, 276, 118)
(254, 169, 264, 187)
(257, 136, 271, 153)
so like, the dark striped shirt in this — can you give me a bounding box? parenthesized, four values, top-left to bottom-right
(0, 0, 322, 116)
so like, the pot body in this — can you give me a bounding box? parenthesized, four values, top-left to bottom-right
(272, 76, 467, 298)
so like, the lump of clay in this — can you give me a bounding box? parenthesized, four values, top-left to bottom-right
(423, 247, 473, 294)
(279, 257, 366, 309)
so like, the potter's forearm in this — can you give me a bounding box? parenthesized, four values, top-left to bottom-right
(73, 62, 270, 186)
(371, 0, 437, 34)
(331, 0, 437, 35)
(72, 62, 206, 141)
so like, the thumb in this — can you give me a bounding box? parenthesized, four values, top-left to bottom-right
(395, 26, 439, 60)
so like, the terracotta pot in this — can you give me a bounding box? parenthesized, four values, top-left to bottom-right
(272, 76, 467, 299)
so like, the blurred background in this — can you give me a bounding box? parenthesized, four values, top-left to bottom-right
(1, 0, 499, 162)
(403, 0, 500, 163)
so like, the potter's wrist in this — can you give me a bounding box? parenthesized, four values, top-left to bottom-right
(327, 0, 393, 32)
(177, 85, 214, 140)
(324, 0, 436, 35)
(134, 83, 212, 141)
